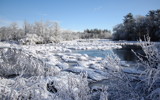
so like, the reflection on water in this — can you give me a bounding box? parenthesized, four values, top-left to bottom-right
(113, 45, 144, 61)
(75, 50, 112, 58)
(113, 49, 136, 61)
(76, 45, 144, 62)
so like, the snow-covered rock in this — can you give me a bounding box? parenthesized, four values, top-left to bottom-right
(66, 67, 107, 81)
(56, 62, 69, 70)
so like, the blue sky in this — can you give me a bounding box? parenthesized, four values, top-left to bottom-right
(0, 0, 160, 31)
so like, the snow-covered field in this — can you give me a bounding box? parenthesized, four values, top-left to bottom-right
(0, 39, 159, 100)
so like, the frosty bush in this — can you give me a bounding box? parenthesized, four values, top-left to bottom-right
(48, 73, 90, 100)
(0, 46, 92, 100)
(19, 34, 44, 45)
(102, 36, 160, 100)
(0, 73, 91, 100)
(134, 36, 160, 100)
(0, 47, 59, 78)
(0, 76, 56, 100)
(102, 53, 139, 100)
(99, 86, 108, 100)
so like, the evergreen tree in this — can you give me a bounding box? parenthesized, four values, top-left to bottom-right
(123, 13, 136, 40)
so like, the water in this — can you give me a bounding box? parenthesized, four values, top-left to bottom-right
(75, 45, 144, 62)
(75, 50, 112, 58)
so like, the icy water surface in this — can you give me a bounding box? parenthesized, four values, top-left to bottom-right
(75, 45, 144, 62)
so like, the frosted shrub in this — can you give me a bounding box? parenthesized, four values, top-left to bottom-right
(48, 73, 90, 100)
(0, 47, 58, 78)
(19, 34, 44, 45)
(104, 52, 121, 71)
(134, 36, 160, 100)
(0, 73, 91, 100)
(103, 36, 160, 100)
(101, 53, 140, 100)
(0, 47, 92, 100)
(99, 86, 108, 100)
(0, 76, 57, 100)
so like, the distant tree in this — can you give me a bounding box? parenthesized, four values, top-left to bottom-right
(9, 23, 18, 40)
(154, 9, 160, 40)
(53, 22, 61, 42)
(123, 13, 136, 40)
(135, 15, 147, 39)
(113, 24, 126, 40)
(53, 22, 60, 37)
(24, 21, 32, 35)
(34, 21, 45, 36)
(113, 9, 160, 41)
(0, 27, 8, 41)
(81, 28, 112, 39)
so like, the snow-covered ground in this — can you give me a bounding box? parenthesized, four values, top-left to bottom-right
(1, 39, 158, 99)
(0, 39, 145, 81)
(1, 39, 138, 79)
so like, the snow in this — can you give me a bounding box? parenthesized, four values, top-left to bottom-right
(0, 39, 147, 74)
(0, 39, 144, 81)
(56, 62, 69, 70)
(0, 42, 11, 48)
(1, 39, 151, 99)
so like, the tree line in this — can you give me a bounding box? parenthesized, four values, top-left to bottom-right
(0, 21, 79, 44)
(81, 29, 112, 39)
(113, 9, 160, 41)
(1, 9, 159, 43)
(0, 21, 112, 44)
